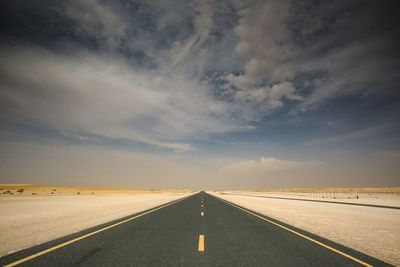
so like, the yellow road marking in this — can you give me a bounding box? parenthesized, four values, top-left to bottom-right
(3, 195, 194, 267)
(214, 196, 373, 267)
(198, 235, 205, 252)
(201, 204, 204, 207)
(201, 212, 204, 216)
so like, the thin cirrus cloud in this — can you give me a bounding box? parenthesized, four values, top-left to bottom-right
(64, 0, 127, 48)
(0, 47, 241, 151)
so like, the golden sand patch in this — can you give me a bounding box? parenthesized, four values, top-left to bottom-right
(0, 184, 193, 196)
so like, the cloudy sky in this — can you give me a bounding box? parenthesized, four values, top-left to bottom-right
(0, 0, 399, 189)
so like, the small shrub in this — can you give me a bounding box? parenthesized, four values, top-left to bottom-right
(91, 192, 94, 194)
(32, 192, 37, 195)
(50, 192, 54, 194)
(17, 189, 24, 193)
(77, 192, 80, 195)
(3, 190, 12, 195)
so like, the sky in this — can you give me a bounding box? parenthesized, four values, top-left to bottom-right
(0, 0, 399, 189)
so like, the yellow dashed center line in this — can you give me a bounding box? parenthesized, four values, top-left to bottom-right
(198, 235, 205, 252)
(201, 212, 204, 216)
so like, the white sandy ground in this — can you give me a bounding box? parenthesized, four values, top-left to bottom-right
(0, 193, 194, 256)
(209, 192, 400, 266)
(224, 191, 400, 208)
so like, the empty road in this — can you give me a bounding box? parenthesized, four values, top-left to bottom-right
(0, 192, 390, 266)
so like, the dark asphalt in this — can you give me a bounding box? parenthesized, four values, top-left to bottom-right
(0, 192, 392, 267)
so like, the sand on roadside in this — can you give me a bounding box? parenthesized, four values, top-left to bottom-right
(223, 189, 400, 208)
(210, 191, 400, 266)
(0, 185, 195, 256)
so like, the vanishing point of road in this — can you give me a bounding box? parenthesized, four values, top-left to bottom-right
(0, 192, 391, 267)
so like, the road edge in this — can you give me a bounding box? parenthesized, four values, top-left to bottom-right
(209, 192, 393, 267)
(0, 192, 198, 267)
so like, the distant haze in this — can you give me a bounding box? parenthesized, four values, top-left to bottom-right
(0, 0, 399, 189)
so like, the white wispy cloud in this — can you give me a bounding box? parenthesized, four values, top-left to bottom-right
(0, 46, 243, 151)
(234, 82, 302, 109)
(64, 0, 127, 48)
(0, 0, 306, 152)
(169, 0, 213, 69)
(223, 0, 399, 114)
(299, 40, 399, 110)
(228, 0, 294, 85)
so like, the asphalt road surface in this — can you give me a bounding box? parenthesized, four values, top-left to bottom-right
(0, 192, 391, 267)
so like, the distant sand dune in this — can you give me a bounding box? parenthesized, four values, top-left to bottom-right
(0, 184, 193, 196)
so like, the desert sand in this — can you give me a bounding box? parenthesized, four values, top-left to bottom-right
(210, 191, 400, 266)
(0, 185, 194, 256)
(0, 184, 192, 196)
(223, 188, 400, 208)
